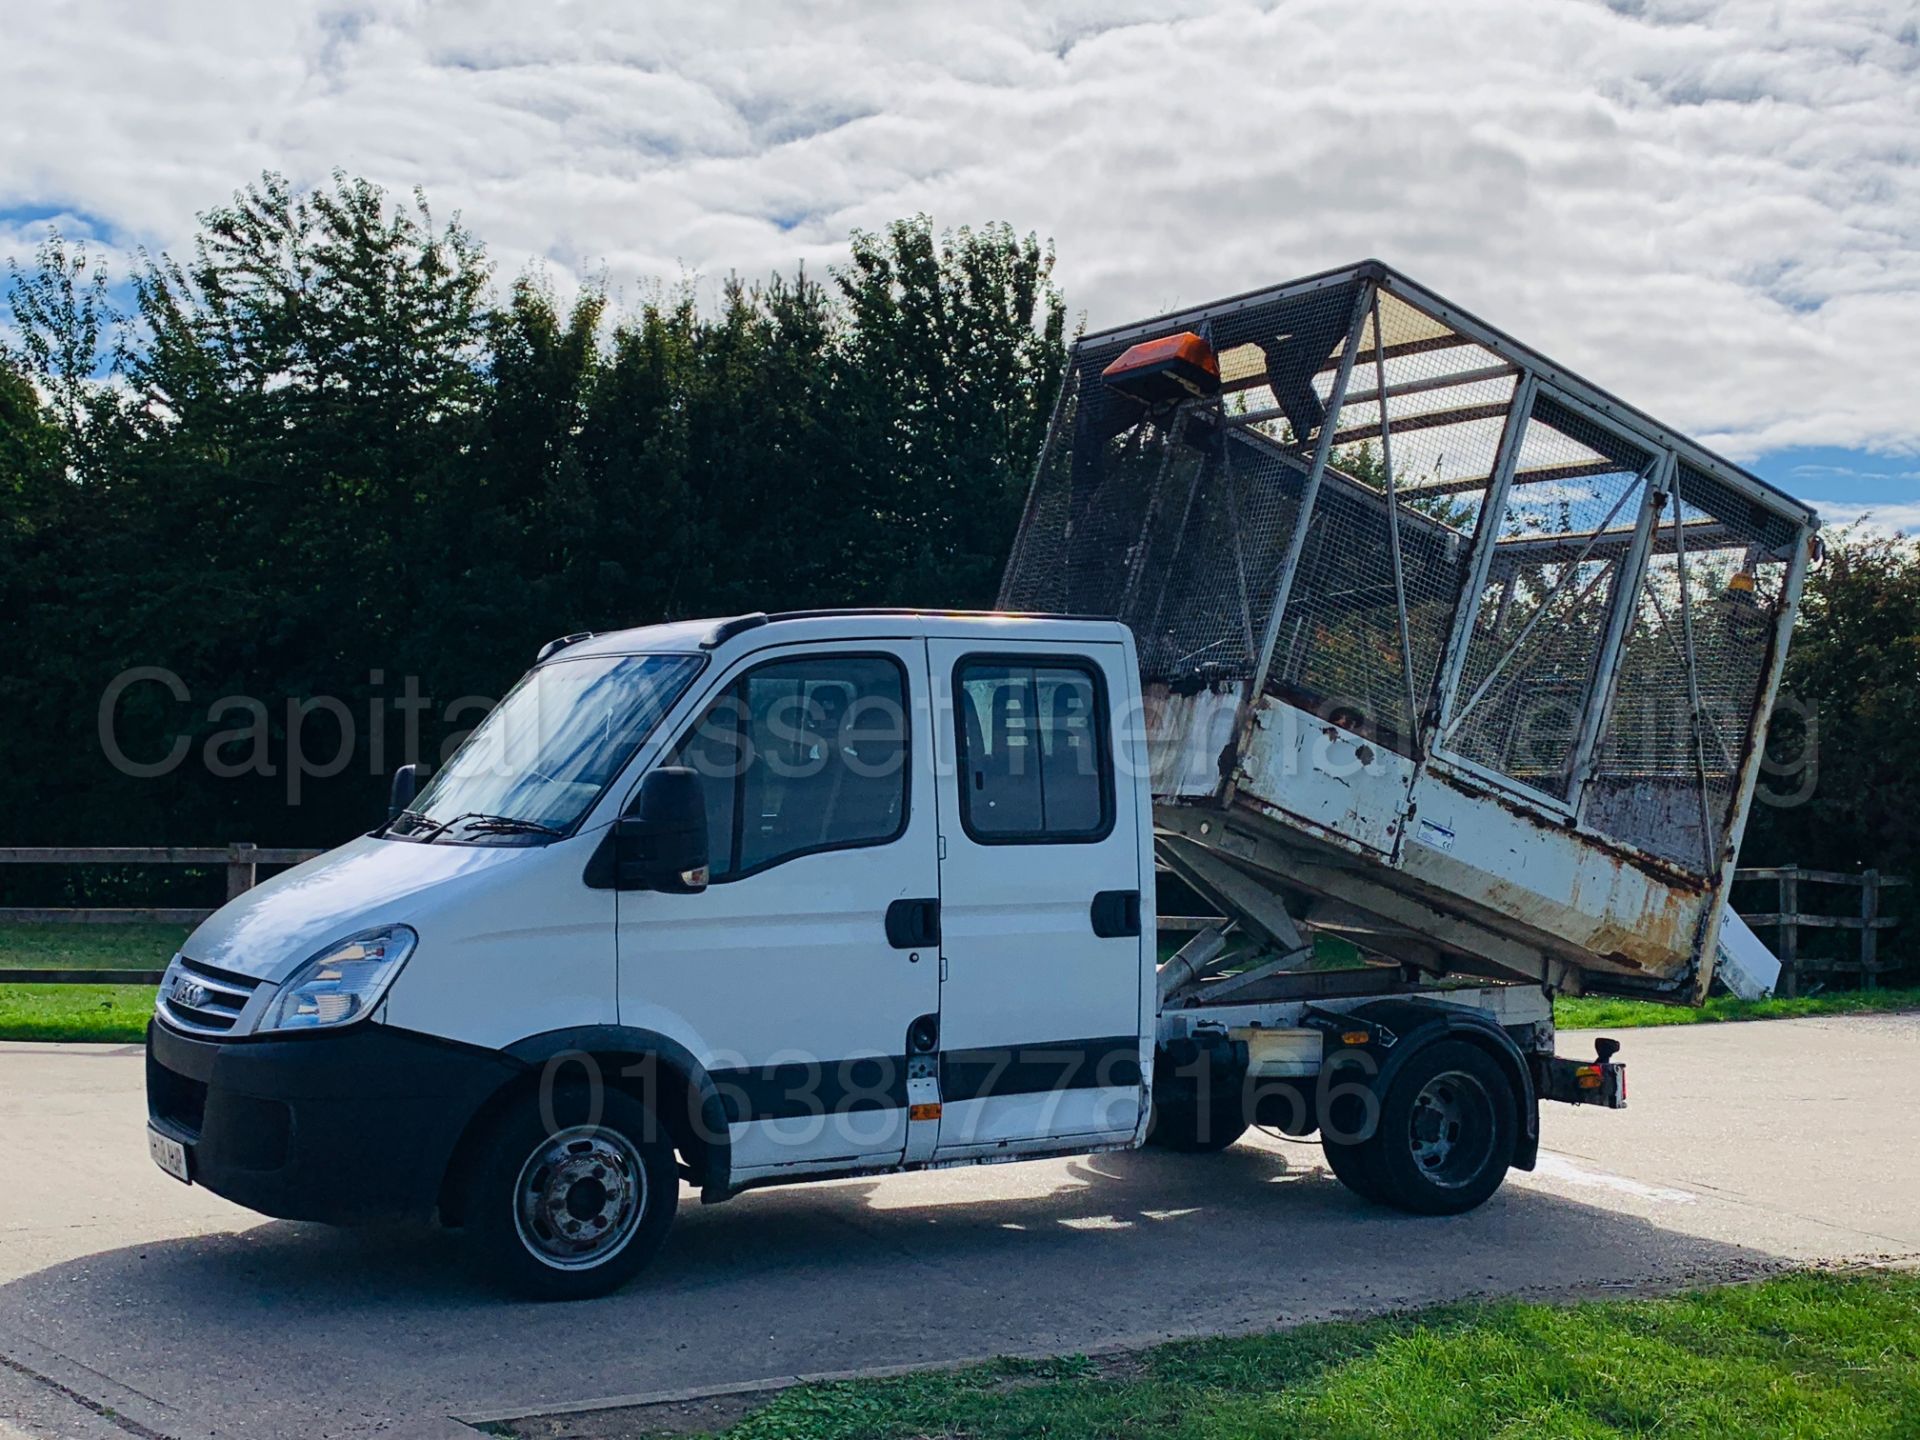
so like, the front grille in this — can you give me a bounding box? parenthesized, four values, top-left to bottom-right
(156, 956, 263, 1036)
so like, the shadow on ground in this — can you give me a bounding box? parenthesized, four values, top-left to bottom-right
(0, 1143, 1786, 1439)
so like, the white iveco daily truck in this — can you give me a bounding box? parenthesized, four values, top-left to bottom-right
(146, 262, 1816, 1298)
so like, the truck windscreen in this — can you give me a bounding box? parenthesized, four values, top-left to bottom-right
(396, 653, 703, 840)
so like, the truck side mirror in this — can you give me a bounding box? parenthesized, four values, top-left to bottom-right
(617, 766, 710, 894)
(388, 763, 420, 820)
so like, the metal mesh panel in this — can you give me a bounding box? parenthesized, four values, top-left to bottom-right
(1443, 392, 1657, 798)
(1263, 290, 1518, 752)
(998, 279, 1365, 685)
(998, 364, 1083, 614)
(1585, 463, 1799, 871)
(1128, 428, 1303, 682)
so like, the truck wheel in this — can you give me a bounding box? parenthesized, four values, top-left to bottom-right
(1321, 1134, 1389, 1202)
(1146, 1077, 1249, 1153)
(1370, 1040, 1516, 1215)
(465, 1085, 678, 1300)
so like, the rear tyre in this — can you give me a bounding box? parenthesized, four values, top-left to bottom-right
(1321, 1133, 1389, 1203)
(465, 1085, 678, 1300)
(1370, 1040, 1516, 1215)
(1146, 1076, 1249, 1153)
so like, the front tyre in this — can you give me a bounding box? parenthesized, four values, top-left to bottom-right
(466, 1086, 678, 1300)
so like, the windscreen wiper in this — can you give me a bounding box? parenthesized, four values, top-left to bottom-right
(385, 808, 433, 836)
(397, 810, 564, 843)
(459, 814, 566, 838)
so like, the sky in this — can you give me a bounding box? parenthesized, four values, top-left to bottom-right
(4, 0, 1918, 529)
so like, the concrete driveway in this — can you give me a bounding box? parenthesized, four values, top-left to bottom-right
(3, 1015, 1917, 1439)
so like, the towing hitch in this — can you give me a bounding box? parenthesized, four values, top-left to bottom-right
(1536, 1037, 1627, 1109)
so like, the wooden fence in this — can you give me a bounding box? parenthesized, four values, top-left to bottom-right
(0, 845, 324, 984)
(1732, 866, 1907, 995)
(0, 849, 1903, 995)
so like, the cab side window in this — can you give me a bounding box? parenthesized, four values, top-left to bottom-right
(955, 658, 1112, 843)
(668, 654, 908, 880)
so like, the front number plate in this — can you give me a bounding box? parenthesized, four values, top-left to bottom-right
(147, 1124, 191, 1185)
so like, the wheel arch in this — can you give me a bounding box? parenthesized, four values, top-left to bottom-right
(438, 1025, 734, 1224)
(1345, 1000, 1540, 1171)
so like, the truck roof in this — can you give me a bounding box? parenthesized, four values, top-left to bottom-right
(547, 610, 1134, 665)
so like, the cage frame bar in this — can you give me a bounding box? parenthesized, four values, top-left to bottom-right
(1567, 449, 1673, 799)
(1427, 373, 1539, 743)
(1240, 279, 1378, 726)
(1368, 288, 1424, 754)
(1690, 521, 1814, 999)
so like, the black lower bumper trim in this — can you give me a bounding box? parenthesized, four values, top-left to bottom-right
(146, 1019, 519, 1223)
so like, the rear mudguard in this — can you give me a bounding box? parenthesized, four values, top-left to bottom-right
(1303, 998, 1540, 1171)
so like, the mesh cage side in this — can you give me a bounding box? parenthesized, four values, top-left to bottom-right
(998, 279, 1364, 686)
(1584, 462, 1798, 872)
(1263, 289, 1517, 753)
(998, 363, 1086, 613)
(1443, 391, 1657, 798)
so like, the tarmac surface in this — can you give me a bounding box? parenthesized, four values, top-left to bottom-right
(2, 1014, 1917, 1438)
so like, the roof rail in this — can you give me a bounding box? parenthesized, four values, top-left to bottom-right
(701, 613, 770, 648)
(687, 609, 1122, 650)
(762, 607, 1121, 625)
(535, 631, 594, 663)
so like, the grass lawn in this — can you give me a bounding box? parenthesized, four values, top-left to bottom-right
(1557, 986, 1920, 1030)
(0, 983, 157, 1043)
(0, 923, 184, 1042)
(533, 1271, 1920, 1439)
(1, 920, 1912, 1043)
(0, 921, 190, 972)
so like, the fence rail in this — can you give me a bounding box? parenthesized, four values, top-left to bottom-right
(0, 843, 324, 927)
(0, 851, 1902, 997)
(1732, 865, 1907, 995)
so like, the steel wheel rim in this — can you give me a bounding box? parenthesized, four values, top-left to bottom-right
(512, 1124, 647, 1271)
(1406, 1070, 1495, 1189)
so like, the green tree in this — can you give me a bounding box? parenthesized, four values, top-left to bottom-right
(2, 234, 122, 466)
(832, 216, 1066, 605)
(0, 173, 1069, 870)
(1743, 531, 1920, 905)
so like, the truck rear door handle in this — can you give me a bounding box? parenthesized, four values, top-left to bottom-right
(1090, 889, 1141, 938)
(886, 897, 941, 949)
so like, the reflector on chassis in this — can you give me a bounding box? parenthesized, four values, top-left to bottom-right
(1000, 260, 1818, 1002)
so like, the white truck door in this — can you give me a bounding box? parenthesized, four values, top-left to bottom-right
(616, 640, 942, 1181)
(926, 638, 1147, 1159)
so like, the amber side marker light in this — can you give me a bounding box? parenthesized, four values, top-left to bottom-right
(1102, 331, 1221, 407)
(909, 1103, 943, 1122)
(1340, 1030, 1371, 1046)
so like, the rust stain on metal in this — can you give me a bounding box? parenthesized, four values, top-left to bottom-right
(1431, 771, 1709, 896)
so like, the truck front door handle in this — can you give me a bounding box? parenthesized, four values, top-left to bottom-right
(886, 897, 942, 950)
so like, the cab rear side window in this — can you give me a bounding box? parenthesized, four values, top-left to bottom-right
(955, 658, 1113, 843)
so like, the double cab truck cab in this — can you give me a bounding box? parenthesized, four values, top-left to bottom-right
(147, 611, 1160, 1297)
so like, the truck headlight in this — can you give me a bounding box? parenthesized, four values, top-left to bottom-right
(258, 926, 417, 1033)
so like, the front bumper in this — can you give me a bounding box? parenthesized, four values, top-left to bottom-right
(146, 1018, 518, 1223)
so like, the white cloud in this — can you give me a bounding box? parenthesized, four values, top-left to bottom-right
(5, 0, 1920, 469)
(1805, 499, 1920, 535)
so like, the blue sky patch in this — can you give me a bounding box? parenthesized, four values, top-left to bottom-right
(1747, 445, 1920, 532)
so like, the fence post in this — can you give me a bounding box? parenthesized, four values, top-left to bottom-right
(226, 842, 258, 901)
(1778, 867, 1800, 997)
(1860, 868, 1880, 991)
